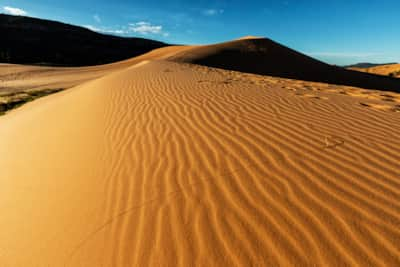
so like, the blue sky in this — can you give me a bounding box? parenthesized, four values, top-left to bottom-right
(2, 0, 399, 65)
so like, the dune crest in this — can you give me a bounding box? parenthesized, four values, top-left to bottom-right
(0, 60, 399, 266)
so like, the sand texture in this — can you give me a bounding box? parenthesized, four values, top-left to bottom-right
(0, 57, 399, 266)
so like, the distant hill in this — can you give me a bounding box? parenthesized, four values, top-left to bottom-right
(344, 62, 398, 69)
(167, 37, 400, 92)
(0, 14, 169, 66)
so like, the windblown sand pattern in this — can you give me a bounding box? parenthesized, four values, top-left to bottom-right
(0, 60, 399, 266)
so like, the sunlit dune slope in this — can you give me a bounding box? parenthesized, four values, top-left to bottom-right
(350, 63, 400, 78)
(0, 60, 399, 266)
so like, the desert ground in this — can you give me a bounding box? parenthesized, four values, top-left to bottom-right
(0, 38, 400, 266)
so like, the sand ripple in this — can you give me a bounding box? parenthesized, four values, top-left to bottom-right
(0, 61, 399, 266)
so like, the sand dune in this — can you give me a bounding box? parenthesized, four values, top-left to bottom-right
(350, 63, 400, 78)
(167, 38, 400, 92)
(0, 46, 190, 93)
(3, 37, 400, 95)
(0, 59, 399, 266)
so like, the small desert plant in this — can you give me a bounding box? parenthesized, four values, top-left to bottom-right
(0, 89, 62, 116)
(389, 71, 400, 77)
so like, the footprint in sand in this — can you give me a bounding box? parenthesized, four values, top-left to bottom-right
(324, 135, 345, 149)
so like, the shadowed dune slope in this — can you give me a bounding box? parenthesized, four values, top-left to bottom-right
(0, 60, 399, 266)
(0, 14, 169, 66)
(167, 37, 400, 92)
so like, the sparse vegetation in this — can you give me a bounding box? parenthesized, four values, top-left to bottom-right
(0, 89, 62, 115)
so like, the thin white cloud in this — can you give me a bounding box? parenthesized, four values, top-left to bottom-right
(93, 14, 101, 23)
(84, 22, 169, 37)
(3, 6, 27, 16)
(307, 52, 383, 58)
(129, 21, 162, 34)
(203, 9, 224, 16)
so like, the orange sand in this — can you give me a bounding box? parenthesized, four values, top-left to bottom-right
(0, 43, 400, 267)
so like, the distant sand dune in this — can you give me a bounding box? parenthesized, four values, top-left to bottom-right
(0, 60, 399, 266)
(350, 63, 400, 78)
